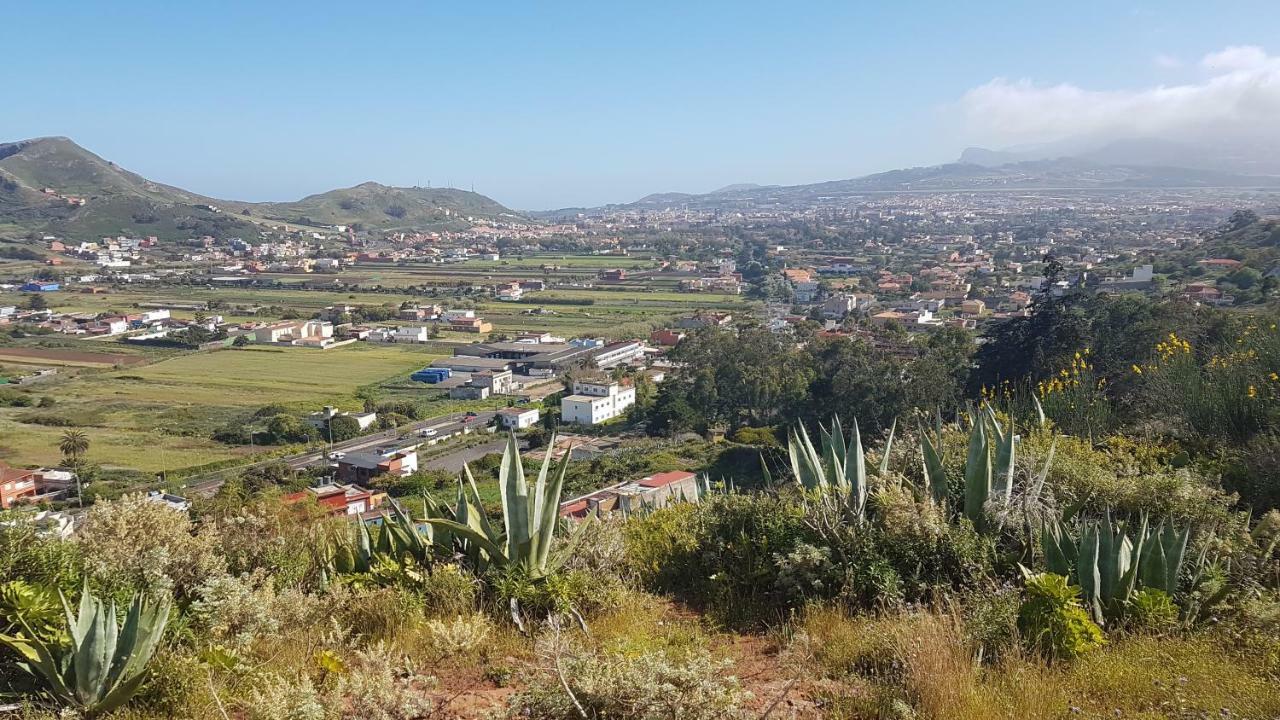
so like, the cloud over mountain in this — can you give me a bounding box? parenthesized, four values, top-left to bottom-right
(957, 46, 1280, 151)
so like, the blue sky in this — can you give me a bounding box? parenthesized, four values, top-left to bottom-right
(6, 1, 1279, 209)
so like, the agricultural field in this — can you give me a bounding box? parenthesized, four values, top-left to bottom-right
(4, 269, 753, 342)
(0, 343, 442, 473)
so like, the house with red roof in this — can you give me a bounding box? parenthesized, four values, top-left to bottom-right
(558, 470, 698, 519)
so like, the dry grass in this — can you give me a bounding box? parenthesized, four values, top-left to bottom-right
(789, 605, 1280, 720)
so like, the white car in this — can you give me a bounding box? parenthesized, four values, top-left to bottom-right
(418, 428, 438, 437)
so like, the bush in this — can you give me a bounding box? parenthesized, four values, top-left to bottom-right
(423, 613, 491, 656)
(76, 492, 226, 601)
(1017, 572, 1105, 662)
(333, 644, 434, 720)
(1125, 587, 1180, 634)
(730, 426, 779, 447)
(418, 562, 479, 617)
(509, 640, 748, 720)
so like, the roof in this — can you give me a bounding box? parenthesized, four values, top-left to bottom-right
(0, 464, 37, 483)
(562, 393, 609, 404)
(638, 470, 696, 488)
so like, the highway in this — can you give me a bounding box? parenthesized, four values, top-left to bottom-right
(181, 409, 499, 497)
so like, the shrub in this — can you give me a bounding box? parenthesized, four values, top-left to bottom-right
(1125, 587, 1180, 634)
(1017, 572, 1105, 662)
(623, 502, 700, 589)
(190, 570, 322, 650)
(77, 492, 226, 601)
(424, 613, 491, 656)
(244, 673, 329, 720)
(333, 644, 434, 720)
(730, 425, 779, 447)
(509, 640, 748, 720)
(418, 562, 479, 617)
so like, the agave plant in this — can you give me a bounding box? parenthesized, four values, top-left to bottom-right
(425, 432, 587, 580)
(787, 416, 894, 520)
(327, 499, 434, 578)
(920, 405, 1036, 532)
(0, 584, 170, 718)
(1041, 512, 1202, 625)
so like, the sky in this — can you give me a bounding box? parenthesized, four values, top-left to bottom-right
(5, 1, 1280, 209)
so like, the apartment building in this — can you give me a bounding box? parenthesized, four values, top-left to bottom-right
(560, 379, 637, 425)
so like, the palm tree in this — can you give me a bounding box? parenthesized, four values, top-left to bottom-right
(58, 430, 89, 506)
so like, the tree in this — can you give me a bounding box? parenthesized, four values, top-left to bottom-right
(58, 430, 90, 507)
(26, 293, 47, 311)
(326, 415, 362, 442)
(266, 414, 318, 444)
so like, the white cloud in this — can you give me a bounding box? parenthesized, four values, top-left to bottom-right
(1153, 53, 1182, 69)
(958, 46, 1280, 148)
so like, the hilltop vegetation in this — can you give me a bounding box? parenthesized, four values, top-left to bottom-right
(0, 137, 523, 241)
(239, 182, 520, 233)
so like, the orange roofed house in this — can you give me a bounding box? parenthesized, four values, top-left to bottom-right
(284, 483, 384, 517)
(0, 463, 39, 509)
(559, 470, 699, 519)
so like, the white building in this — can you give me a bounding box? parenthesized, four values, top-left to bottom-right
(560, 380, 637, 426)
(306, 406, 378, 432)
(593, 341, 645, 369)
(497, 407, 540, 429)
(394, 326, 433, 343)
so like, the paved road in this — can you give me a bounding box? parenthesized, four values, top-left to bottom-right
(421, 437, 508, 474)
(181, 410, 498, 497)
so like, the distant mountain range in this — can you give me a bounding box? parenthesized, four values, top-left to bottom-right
(0, 137, 521, 241)
(5, 136, 1278, 237)
(959, 135, 1280, 177)
(535, 152, 1280, 218)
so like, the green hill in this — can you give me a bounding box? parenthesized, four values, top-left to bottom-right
(0, 137, 525, 241)
(235, 181, 522, 232)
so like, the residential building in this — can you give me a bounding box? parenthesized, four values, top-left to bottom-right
(0, 464, 38, 509)
(593, 340, 645, 369)
(394, 326, 433, 343)
(649, 329, 684, 347)
(559, 470, 699, 519)
(306, 406, 378, 433)
(285, 483, 382, 516)
(145, 491, 192, 513)
(336, 447, 419, 485)
(448, 317, 493, 333)
(497, 407, 540, 429)
(560, 379, 636, 425)
(822, 294, 856, 319)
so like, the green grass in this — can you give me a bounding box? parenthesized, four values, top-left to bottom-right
(0, 344, 442, 472)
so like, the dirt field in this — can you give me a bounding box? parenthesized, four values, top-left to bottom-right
(0, 347, 148, 367)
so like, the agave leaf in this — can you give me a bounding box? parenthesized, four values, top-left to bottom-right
(498, 432, 532, 566)
(963, 420, 991, 525)
(422, 518, 507, 565)
(877, 418, 896, 476)
(918, 419, 947, 504)
(536, 447, 572, 573)
(1028, 438, 1056, 506)
(850, 418, 868, 517)
(1077, 522, 1104, 624)
(1031, 393, 1046, 428)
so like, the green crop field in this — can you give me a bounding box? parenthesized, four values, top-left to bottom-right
(0, 343, 442, 473)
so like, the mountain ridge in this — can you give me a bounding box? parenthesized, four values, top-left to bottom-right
(0, 137, 523, 241)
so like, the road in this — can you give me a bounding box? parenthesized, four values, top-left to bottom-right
(181, 410, 498, 497)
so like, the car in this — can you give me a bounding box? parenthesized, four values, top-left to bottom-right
(464, 411, 479, 418)
(329, 451, 345, 460)
(418, 428, 438, 437)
